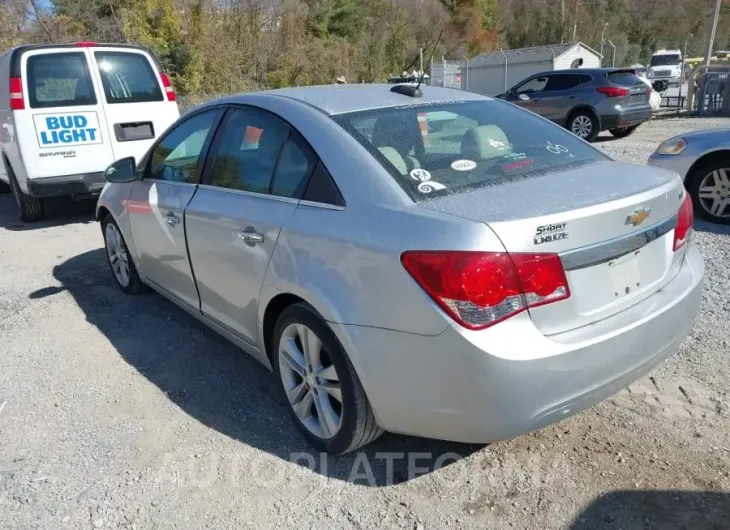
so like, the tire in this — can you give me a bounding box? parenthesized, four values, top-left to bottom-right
(7, 163, 43, 222)
(102, 216, 145, 294)
(687, 158, 730, 225)
(609, 125, 639, 138)
(567, 110, 599, 142)
(272, 303, 383, 454)
(0, 179, 10, 194)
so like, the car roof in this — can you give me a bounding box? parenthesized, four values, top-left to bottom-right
(217, 84, 490, 116)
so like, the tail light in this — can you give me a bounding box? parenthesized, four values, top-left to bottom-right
(673, 194, 693, 251)
(76, 41, 97, 47)
(9, 77, 24, 110)
(401, 251, 570, 330)
(596, 86, 629, 97)
(160, 73, 176, 102)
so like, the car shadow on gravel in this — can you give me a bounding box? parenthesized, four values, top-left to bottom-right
(40, 248, 481, 487)
(570, 490, 730, 530)
(694, 220, 730, 236)
(0, 194, 95, 231)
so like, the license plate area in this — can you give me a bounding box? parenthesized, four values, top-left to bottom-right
(608, 251, 641, 299)
(114, 122, 155, 142)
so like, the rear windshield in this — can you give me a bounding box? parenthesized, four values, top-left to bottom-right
(606, 71, 644, 86)
(650, 54, 681, 66)
(26, 52, 97, 108)
(332, 100, 608, 201)
(95, 51, 163, 104)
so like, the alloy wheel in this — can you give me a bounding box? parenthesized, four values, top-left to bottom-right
(698, 168, 730, 219)
(571, 115, 593, 139)
(278, 323, 343, 439)
(105, 223, 131, 288)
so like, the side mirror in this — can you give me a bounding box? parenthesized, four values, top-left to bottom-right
(103, 157, 137, 183)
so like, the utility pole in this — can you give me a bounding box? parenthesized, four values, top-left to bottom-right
(599, 22, 608, 66)
(607, 40, 616, 67)
(704, 0, 722, 66)
(679, 33, 692, 112)
(419, 48, 423, 74)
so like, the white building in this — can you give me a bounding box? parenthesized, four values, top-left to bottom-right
(433, 42, 602, 96)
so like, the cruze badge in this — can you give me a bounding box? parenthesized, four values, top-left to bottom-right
(625, 208, 651, 227)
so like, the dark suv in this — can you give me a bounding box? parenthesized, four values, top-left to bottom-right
(498, 68, 652, 142)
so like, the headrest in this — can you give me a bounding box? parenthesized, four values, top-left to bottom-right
(461, 125, 512, 160)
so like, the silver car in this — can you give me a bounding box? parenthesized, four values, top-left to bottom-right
(97, 85, 704, 454)
(648, 128, 730, 224)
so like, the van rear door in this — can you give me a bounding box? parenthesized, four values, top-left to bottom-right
(18, 48, 115, 180)
(87, 47, 180, 164)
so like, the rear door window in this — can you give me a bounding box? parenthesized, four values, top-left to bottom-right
(545, 74, 591, 91)
(94, 51, 163, 104)
(26, 52, 97, 108)
(333, 100, 608, 202)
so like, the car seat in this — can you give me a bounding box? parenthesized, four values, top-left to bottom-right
(371, 115, 422, 175)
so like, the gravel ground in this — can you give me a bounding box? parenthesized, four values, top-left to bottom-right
(1, 118, 729, 530)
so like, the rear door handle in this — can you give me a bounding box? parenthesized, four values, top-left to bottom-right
(164, 213, 180, 226)
(237, 230, 264, 244)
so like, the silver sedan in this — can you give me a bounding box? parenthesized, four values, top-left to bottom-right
(649, 128, 730, 224)
(97, 85, 704, 454)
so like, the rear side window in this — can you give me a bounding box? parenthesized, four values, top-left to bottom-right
(26, 52, 96, 108)
(546, 74, 591, 91)
(333, 100, 608, 202)
(606, 71, 645, 86)
(95, 52, 163, 104)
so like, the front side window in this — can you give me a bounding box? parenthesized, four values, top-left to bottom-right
(208, 108, 289, 194)
(333, 100, 609, 202)
(148, 110, 218, 183)
(95, 51, 163, 104)
(26, 52, 96, 108)
(515, 76, 548, 94)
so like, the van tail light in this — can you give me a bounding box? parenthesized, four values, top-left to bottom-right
(596, 86, 629, 97)
(401, 251, 570, 330)
(9, 77, 24, 110)
(673, 194, 694, 251)
(76, 41, 97, 47)
(160, 73, 176, 102)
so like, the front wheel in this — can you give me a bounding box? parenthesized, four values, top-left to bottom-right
(567, 111, 599, 142)
(102, 216, 145, 294)
(272, 303, 383, 454)
(687, 159, 730, 225)
(609, 125, 639, 138)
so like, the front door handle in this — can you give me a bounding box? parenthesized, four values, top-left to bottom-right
(237, 230, 264, 244)
(164, 213, 180, 226)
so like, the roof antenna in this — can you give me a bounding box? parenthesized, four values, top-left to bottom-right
(390, 29, 443, 98)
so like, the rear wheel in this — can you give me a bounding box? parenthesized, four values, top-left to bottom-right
(609, 125, 639, 138)
(7, 164, 43, 222)
(568, 110, 599, 142)
(687, 159, 730, 225)
(272, 303, 383, 454)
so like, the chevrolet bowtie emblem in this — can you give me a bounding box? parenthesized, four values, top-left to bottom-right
(625, 208, 651, 226)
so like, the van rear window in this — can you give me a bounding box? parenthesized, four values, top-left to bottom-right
(95, 52, 163, 104)
(26, 52, 97, 108)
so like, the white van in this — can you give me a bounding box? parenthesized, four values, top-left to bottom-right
(0, 42, 180, 221)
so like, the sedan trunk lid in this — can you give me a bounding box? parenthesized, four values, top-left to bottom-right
(421, 161, 687, 335)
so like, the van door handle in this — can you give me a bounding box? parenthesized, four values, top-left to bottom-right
(164, 213, 180, 226)
(237, 230, 264, 244)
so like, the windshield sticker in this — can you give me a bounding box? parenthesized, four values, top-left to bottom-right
(451, 159, 477, 171)
(546, 141, 569, 155)
(502, 158, 533, 171)
(410, 168, 432, 182)
(503, 152, 527, 161)
(534, 222, 568, 245)
(488, 138, 507, 151)
(417, 181, 447, 194)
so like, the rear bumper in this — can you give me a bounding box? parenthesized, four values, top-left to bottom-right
(26, 172, 106, 198)
(601, 106, 653, 130)
(334, 243, 704, 443)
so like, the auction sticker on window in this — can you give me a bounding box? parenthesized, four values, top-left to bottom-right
(410, 168, 431, 182)
(451, 159, 477, 172)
